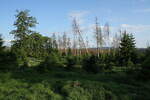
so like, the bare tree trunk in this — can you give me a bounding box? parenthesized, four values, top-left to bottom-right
(94, 17, 103, 57)
(104, 23, 110, 54)
(62, 32, 67, 55)
(72, 18, 88, 56)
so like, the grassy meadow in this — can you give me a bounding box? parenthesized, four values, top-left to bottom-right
(0, 66, 150, 100)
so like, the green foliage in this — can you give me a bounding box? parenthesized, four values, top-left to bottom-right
(10, 10, 56, 66)
(142, 57, 150, 69)
(83, 55, 105, 73)
(0, 79, 62, 100)
(145, 47, 150, 57)
(127, 59, 135, 68)
(1, 9, 150, 100)
(139, 47, 150, 79)
(10, 10, 38, 65)
(66, 56, 76, 69)
(0, 34, 5, 53)
(61, 82, 92, 100)
(38, 53, 63, 72)
(27, 33, 54, 58)
(0, 35, 18, 70)
(105, 62, 114, 70)
(119, 32, 136, 66)
(10, 10, 38, 40)
(140, 56, 150, 80)
(60, 81, 118, 100)
(0, 66, 150, 100)
(65, 55, 81, 69)
(0, 51, 18, 71)
(0, 34, 4, 62)
(142, 47, 150, 70)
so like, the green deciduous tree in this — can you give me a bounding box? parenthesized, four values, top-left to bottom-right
(26, 33, 53, 58)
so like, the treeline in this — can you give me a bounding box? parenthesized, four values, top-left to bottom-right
(0, 10, 150, 79)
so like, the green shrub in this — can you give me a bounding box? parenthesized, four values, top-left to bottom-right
(82, 55, 104, 73)
(37, 53, 64, 72)
(142, 56, 150, 69)
(140, 56, 150, 80)
(61, 81, 92, 100)
(29, 83, 62, 100)
(0, 51, 18, 71)
(105, 62, 114, 70)
(127, 60, 134, 68)
(66, 56, 77, 69)
(61, 81, 117, 100)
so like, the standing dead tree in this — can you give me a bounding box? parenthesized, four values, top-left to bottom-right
(85, 37, 89, 50)
(111, 32, 121, 56)
(52, 33, 58, 49)
(57, 35, 63, 53)
(94, 17, 103, 57)
(67, 37, 71, 49)
(62, 32, 67, 55)
(72, 18, 88, 56)
(112, 33, 121, 49)
(104, 22, 110, 53)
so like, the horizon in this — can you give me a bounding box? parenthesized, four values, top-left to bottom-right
(0, 0, 150, 48)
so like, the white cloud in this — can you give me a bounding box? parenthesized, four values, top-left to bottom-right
(120, 24, 150, 32)
(138, 0, 148, 2)
(120, 24, 150, 48)
(68, 10, 90, 24)
(133, 8, 150, 13)
(69, 11, 89, 19)
(133, 0, 148, 2)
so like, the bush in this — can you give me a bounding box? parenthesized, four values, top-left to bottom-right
(82, 55, 104, 73)
(140, 56, 150, 80)
(19, 61, 29, 72)
(142, 56, 150, 69)
(37, 53, 64, 72)
(105, 62, 114, 70)
(61, 81, 92, 100)
(0, 81, 62, 100)
(127, 60, 134, 68)
(29, 83, 62, 100)
(61, 81, 117, 100)
(0, 51, 18, 71)
(66, 56, 76, 68)
(65, 56, 81, 70)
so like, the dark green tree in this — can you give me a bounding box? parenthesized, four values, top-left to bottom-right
(0, 34, 5, 62)
(27, 33, 53, 58)
(10, 10, 38, 65)
(0, 34, 4, 53)
(0, 34, 17, 70)
(83, 55, 105, 73)
(10, 10, 38, 40)
(119, 31, 136, 67)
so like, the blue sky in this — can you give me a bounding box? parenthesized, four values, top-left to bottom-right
(0, 0, 150, 47)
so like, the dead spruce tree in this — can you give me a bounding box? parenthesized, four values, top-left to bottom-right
(103, 22, 110, 53)
(62, 32, 67, 55)
(94, 17, 104, 57)
(72, 18, 88, 56)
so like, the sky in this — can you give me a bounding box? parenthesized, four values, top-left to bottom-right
(0, 0, 150, 48)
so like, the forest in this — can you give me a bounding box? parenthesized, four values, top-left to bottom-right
(0, 10, 150, 100)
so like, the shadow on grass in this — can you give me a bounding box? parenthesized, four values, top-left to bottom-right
(8, 66, 139, 86)
(0, 66, 150, 100)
